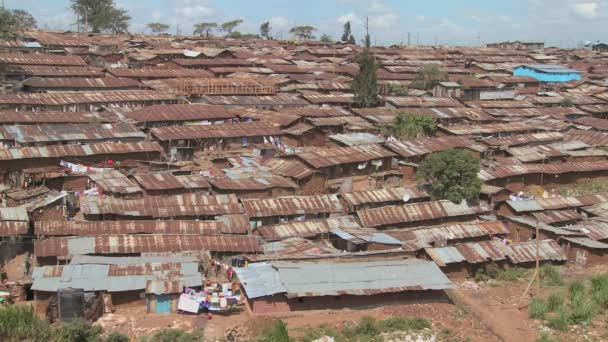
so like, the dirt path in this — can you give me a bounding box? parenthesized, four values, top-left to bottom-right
(450, 287, 538, 342)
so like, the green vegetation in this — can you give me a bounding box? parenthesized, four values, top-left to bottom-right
(105, 332, 130, 342)
(220, 19, 243, 38)
(0, 305, 51, 342)
(0, 8, 37, 41)
(384, 82, 408, 96)
(528, 297, 549, 320)
(53, 319, 103, 342)
(559, 96, 575, 107)
(475, 263, 528, 282)
(536, 332, 561, 342)
(260, 21, 271, 39)
(528, 273, 608, 332)
(298, 316, 432, 342)
(341, 21, 356, 44)
(193, 23, 218, 38)
(147, 22, 170, 35)
(71, 0, 131, 34)
(409, 65, 449, 90)
(141, 328, 204, 342)
(416, 149, 481, 204)
(392, 112, 437, 139)
(352, 49, 381, 107)
(259, 320, 291, 342)
(557, 179, 608, 196)
(540, 265, 564, 287)
(289, 26, 317, 40)
(320, 34, 333, 44)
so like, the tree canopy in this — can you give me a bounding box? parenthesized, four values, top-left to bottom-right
(341, 21, 355, 44)
(71, 0, 131, 33)
(392, 112, 437, 139)
(228, 31, 260, 39)
(352, 49, 380, 107)
(193, 22, 218, 38)
(147, 22, 169, 35)
(221, 19, 243, 38)
(416, 149, 481, 204)
(410, 65, 449, 90)
(289, 25, 316, 40)
(0, 8, 37, 41)
(260, 21, 271, 39)
(320, 33, 333, 44)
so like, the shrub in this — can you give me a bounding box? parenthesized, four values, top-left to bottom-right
(568, 281, 586, 302)
(529, 297, 548, 320)
(0, 304, 51, 342)
(590, 273, 608, 308)
(343, 316, 379, 341)
(144, 329, 204, 342)
(53, 319, 103, 342)
(547, 306, 569, 331)
(474, 263, 526, 282)
(540, 265, 564, 287)
(568, 296, 596, 324)
(392, 112, 437, 139)
(536, 332, 561, 342)
(546, 293, 565, 312)
(259, 320, 290, 342)
(377, 317, 431, 333)
(105, 332, 130, 342)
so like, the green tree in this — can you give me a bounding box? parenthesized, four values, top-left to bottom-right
(71, 0, 130, 33)
(0, 9, 19, 41)
(147, 22, 169, 35)
(416, 149, 481, 203)
(320, 33, 333, 43)
(260, 21, 271, 39)
(106, 8, 130, 34)
(228, 31, 260, 39)
(220, 19, 243, 38)
(289, 25, 316, 40)
(352, 49, 380, 107)
(341, 21, 355, 44)
(410, 65, 449, 90)
(11, 9, 37, 31)
(392, 112, 437, 139)
(193, 22, 218, 38)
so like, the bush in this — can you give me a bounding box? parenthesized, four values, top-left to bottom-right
(343, 316, 379, 341)
(529, 297, 548, 320)
(0, 304, 51, 342)
(540, 266, 563, 287)
(474, 263, 526, 282)
(546, 293, 565, 312)
(568, 281, 586, 302)
(144, 329, 204, 342)
(377, 317, 431, 333)
(105, 332, 130, 342)
(259, 320, 291, 342)
(569, 296, 596, 324)
(536, 332, 561, 342)
(52, 319, 103, 342)
(590, 273, 608, 307)
(547, 306, 569, 331)
(392, 112, 437, 139)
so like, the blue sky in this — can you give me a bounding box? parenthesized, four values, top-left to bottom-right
(4, 0, 608, 46)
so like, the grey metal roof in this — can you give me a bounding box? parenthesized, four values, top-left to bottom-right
(328, 133, 385, 147)
(518, 64, 581, 74)
(233, 262, 287, 299)
(331, 227, 403, 245)
(70, 255, 199, 265)
(0, 207, 29, 222)
(273, 259, 453, 297)
(504, 216, 583, 236)
(560, 237, 608, 249)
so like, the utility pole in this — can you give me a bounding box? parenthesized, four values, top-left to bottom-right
(408, 32, 411, 46)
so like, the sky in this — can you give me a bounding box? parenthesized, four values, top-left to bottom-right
(4, 0, 608, 47)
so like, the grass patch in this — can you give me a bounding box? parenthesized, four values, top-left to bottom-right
(546, 293, 564, 312)
(546, 306, 569, 331)
(557, 179, 608, 196)
(0, 305, 51, 342)
(474, 263, 527, 282)
(529, 297, 548, 320)
(540, 265, 564, 287)
(296, 316, 432, 342)
(258, 321, 291, 342)
(536, 332, 561, 342)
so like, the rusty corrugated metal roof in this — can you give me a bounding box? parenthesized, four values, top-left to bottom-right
(357, 200, 488, 228)
(342, 187, 428, 207)
(150, 121, 282, 141)
(124, 104, 236, 123)
(34, 220, 223, 236)
(242, 194, 342, 218)
(256, 216, 360, 240)
(297, 144, 395, 169)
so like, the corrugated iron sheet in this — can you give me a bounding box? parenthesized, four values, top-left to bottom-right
(357, 200, 488, 228)
(34, 234, 261, 257)
(387, 221, 509, 247)
(134, 172, 209, 191)
(125, 104, 236, 123)
(256, 216, 360, 240)
(22, 77, 142, 89)
(0, 91, 178, 106)
(34, 220, 223, 236)
(150, 121, 281, 141)
(481, 162, 608, 181)
(0, 53, 87, 66)
(297, 144, 395, 169)
(532, 210, 583, 224)
(242, 194, 342, 217)
(342, 187, 428, 207)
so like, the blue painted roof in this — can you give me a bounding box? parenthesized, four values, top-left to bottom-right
(517, 64, 581, 74)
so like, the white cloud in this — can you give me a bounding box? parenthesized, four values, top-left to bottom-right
(367, 0, 390, 13)
(269, 16, 290, 29)
(174, 5, 214, 19)
(571, 2, 600, 19)
(337, 13, 360, 24)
